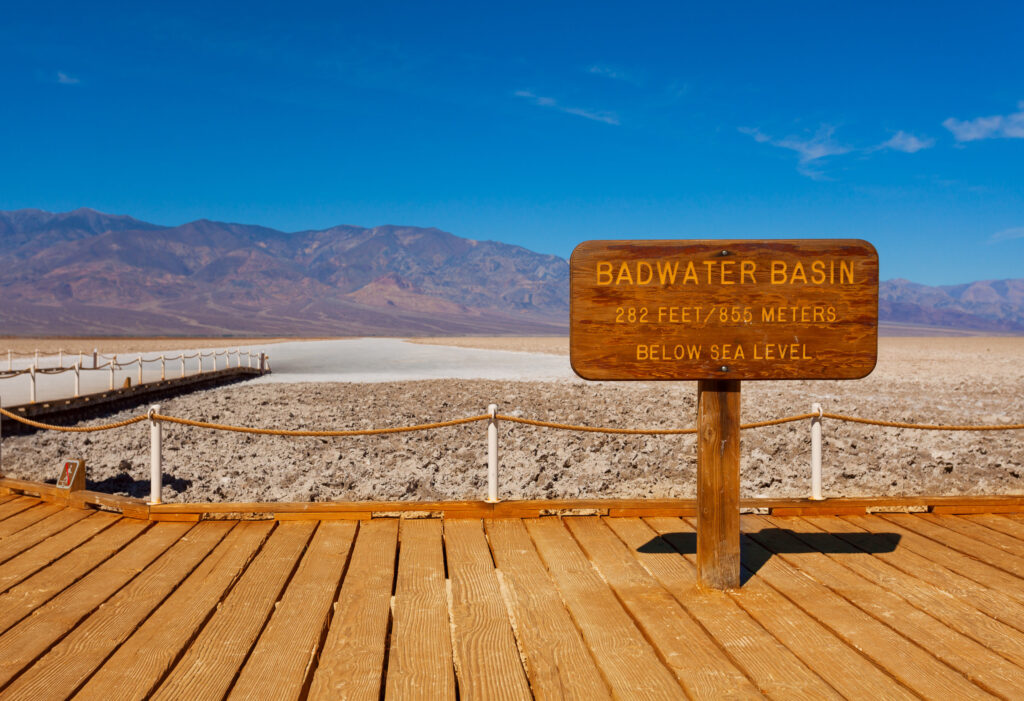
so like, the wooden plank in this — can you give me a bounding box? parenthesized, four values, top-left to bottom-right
(565, 517, 762, 699)
(484, 519, 611, 701)
(229, 520, 356, 701)
(752, 515, 1024, 698)
(76, 521, 274, 701)
(786, 515, 1024, 669)
(733, 515, 999, 700)
(0, 502, 63, 538)
(0, 494, 17, 504)
(0, 522, 194, 691)
(879, 514, 1024, 579)
(384, 519, 456, 701)
(309, 519, 398, 701)
(524, 517, 684, 699)
(963, 513, 1024, 542)
(918, 513, 1024, 556)
(0, 506, 91, 565)
(152, 522, 316, 701)
(275, 511, 371, 520)
(812, 514, 1024, 635)
(843, 514, 1024, 606)
(444, 519, 532, 701)
(0, 518, 147, 636)
(632, 516, 851, 699)
(697, 379, 741, 590)
(0, 521, 232, 700)
(0, 511, 119, 594)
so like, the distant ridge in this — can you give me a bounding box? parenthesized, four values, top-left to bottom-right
(1, 209, 1020, 335)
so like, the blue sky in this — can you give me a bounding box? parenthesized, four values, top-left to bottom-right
(1, 1, 1022, 285)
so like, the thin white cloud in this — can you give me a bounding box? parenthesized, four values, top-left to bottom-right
(587, 64, 629, 81)
(943, 101, 1024, 142)
(514, 90, 619, 125)
(739, 125, 850, 179)
(878, 131, 935, 153)
(56, 71, 80, 85)
(990, 227, 1024, 243)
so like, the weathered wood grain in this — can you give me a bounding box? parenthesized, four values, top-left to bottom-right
(0, 511, 119, 595)
(570, 239, 878, 380)
(0, 506, 91, 565)
(880, 514, 1024, 579)
(309, 519, 398, 701)
(152, 521, 316, 701)
(696, 379, 741, 589)
(729, 516, 998, 700)
(0, 522, 223, 699)
(565, 516, 762, 700)
(385, 519, 456, 701)
(445, 519, 532, 701)
(525, 517, 684, 699)
(484, 518, 611, 701)
(632, 516, 846, 699)
(0, 503, 64, 538)
(229, 521, 356, 701)
(0, 522, 191, 689)
(75, 521, 273, 701)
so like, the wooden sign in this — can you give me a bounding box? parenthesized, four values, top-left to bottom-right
(56, 459, 86, 492)
(570, 239, 878, 381)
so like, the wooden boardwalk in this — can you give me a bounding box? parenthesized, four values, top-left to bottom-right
(1, 494, 1023, 699)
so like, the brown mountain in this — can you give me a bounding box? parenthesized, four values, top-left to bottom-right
(880, 278, 1024, 333)
(0, 209, 568, 336)
(1, 209, 1020, 336)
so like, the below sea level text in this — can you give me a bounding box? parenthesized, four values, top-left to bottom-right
(636, 343, 813, 362)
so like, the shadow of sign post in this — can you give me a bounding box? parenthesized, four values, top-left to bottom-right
(570, 239, 879, 589)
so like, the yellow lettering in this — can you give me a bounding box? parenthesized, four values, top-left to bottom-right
(771, 261, 787, 284)
(720, 260, 735, 284)
(616, 262, 633, 285)
(811, 260, 826, 284)
(596, 261, 613, 285)
(703, 261, 716, 284)
(636, 344, 649, 360)
(683, 261, 698, 284)
(840, 261, 854, 284)
(741, 260, 756, 284)
(656, 261, 678, 285)
(636, 261, 653, 285)
(827, 306, 836, 322)
(790, 262, 807, 284)
(762, 307, 776, 322)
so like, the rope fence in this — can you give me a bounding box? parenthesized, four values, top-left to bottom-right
(2, 347, 268, 403)
(1, 402, 1020, 505)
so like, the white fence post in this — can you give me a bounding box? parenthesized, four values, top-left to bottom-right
(58, 348, 63, 367)
(29, 367, 36, 404)
(181, 356, 186, 379)
(74, 363, 80, 397)
(93, 348, 98, 369)
(109, 359, 115, 390)
(161, 355, 166, 381)
(486, 404, 499, 503)
(34, 349, 39, 368)
(149, 405, 162, 505)
(6, 350, 11, 371)
(137, 356, 143, 386)
(810, 402, 823, 500)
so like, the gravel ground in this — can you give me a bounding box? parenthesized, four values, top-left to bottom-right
(2, 336, 1021, 503)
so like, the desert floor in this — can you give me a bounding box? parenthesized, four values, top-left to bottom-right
(1, 336, 1021, 503)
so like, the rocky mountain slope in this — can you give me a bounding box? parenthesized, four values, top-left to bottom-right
(1, 208, 1020, 335)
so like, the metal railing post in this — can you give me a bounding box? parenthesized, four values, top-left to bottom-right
(109, 359, 115, 390)
(58, 348, 63, 367)
(161, 355, 166, 380)
(74, 363, 81, 397)
(34, 349, 39, 367)
(93, 348, 98, 369)
(29, 366, 36, 403)
(811, 402, 823, 500)
(486, 404, 499, 503)
(181, 356, 186, 378)
(137, 356, 143, 386)
(149, 405, 162, 505)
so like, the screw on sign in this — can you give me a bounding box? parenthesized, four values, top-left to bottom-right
(570, 239, 879, 589)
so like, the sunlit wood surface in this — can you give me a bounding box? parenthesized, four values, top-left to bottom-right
(0, 493, 1023, 699)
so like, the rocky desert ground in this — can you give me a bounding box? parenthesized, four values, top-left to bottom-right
(1, 337, 1021, 503)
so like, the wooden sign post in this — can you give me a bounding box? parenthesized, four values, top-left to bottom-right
(570, 239, 878, 589)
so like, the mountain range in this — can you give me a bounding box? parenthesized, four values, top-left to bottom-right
(1, 208, 1021, 336)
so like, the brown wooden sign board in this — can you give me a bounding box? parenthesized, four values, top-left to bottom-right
(570, 239, 878, 381)
(570, 238, 879, 590)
